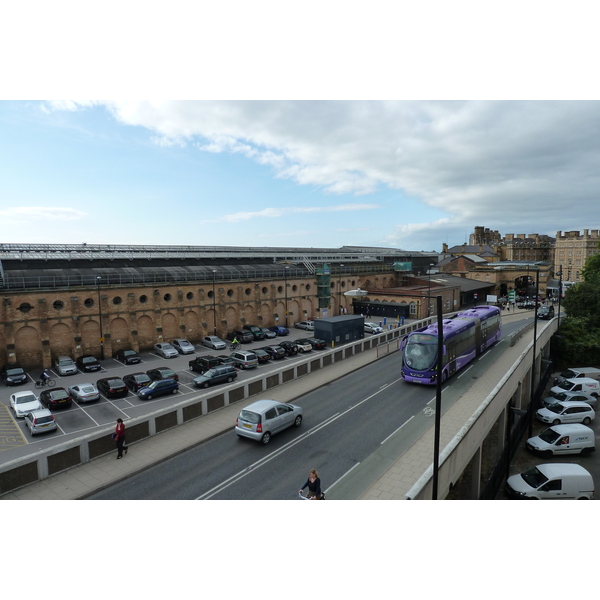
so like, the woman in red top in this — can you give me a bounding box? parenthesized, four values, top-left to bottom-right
(114, 418, 128, 459)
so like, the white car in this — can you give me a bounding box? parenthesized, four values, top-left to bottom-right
(68, 383, 100, 403)
(364, 322, 383, 334)
(153, 343, 179, 359)
(172, 338, 196, 355)
(202, 336, 227, 350)
(536, 401, 595, 426)
(294, 321, 314, 331)
(10, 391, 43, 418)
(542, 391, 598, 409)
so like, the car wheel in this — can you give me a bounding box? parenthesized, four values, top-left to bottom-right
(583, 417, 591, 425)
(172, 388, 178, 394)
(203, 382, 210, 389)
(146, 394, 153, 400)
(227, 377, 233, 383)
(294, 415, 302, 427)
(261, 432, 271, 445)
(552, 419, 561, 425)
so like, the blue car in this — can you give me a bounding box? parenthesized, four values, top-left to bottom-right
(137, 378, 179, 400)
(269, 326, 289, 336)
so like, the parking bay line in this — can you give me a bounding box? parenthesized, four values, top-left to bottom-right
(196, 382, 400, 500)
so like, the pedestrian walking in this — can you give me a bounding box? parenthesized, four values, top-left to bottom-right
(114, 418, 128, 459)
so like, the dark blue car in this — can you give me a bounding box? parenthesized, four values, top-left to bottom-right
(269, 326, 289, 336)
(137, 378, 179, 400)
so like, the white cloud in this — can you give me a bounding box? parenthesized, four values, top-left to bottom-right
(49, 101, 600, 247)
(212, 203, 380, 223)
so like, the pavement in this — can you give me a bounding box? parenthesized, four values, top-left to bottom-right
(1, 311, 534, 500)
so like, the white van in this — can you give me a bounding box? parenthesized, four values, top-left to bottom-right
(526, 424, 595, 457)
(505, 463, 594, 499)
(554, 367, 600, 385)
(550, 377, 600, 399)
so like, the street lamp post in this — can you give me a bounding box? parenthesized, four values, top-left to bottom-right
(339, 264, 344, 314)
(528, 267, 541, 438)
(431, 295, 444, 499)
(212, 270, 217, 336)
(96, 276, 105, 360)
(284, 267, 289, 327)
(556, 265, 563, 330)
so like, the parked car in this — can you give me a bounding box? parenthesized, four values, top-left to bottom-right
(153, 343, 179, 359)
(24, 408, 58, 436)
(227, 330, 254, 344)
(67, 383, 100, 403)
(202, 336, 227, 350)
(294, 320, 314, 331)
(75, 355, 102, 373)
(304, 337, 327, 350)
(230, 350, 259, 370)
(192, 365, 238, 388)
(278, 341, 298, 356)
(217, 355, 238, 367)
(39, 387, 72, 409)
(1, 363, 28, 386)
(147, 367, 179, 382)
(172, 338, 195, 355)
(536, 400, 595, 426)
(123, 372, 152, 393)
(364, 322, 383, 334)
(259, 327, 277, 339)
(55, 356, 78, 376)
(505, 463, 594, 499)
(253, 348, 272, 364)
(235, 399, 303, 444)
(537, 305, 555, 320)
(243, 325, 265, 341)
(269, 326, 289, 336)
(260, 345, 287, 359)
(138, 378, 179, 400)
(293, 339, 313, 353)
(115, 349, 142, 365)
(97, 377, 128, 399)
(10, 391, 42, 418)
(189, 355, 226, 374)
(542, 391, 598, 410)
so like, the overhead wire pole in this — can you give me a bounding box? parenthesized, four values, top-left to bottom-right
(431, 295, 444, 500)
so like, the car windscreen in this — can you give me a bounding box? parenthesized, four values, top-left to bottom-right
(538, 428, 561, 444)
(7, 368, 24, 375)
(35, 415, 54, 424)
(82, 357, 96, 363)
(239, 410, 260, 424)
(521, 466, 548, 488)
(16, 394, 36, 404)
(545, 403, 564, 414)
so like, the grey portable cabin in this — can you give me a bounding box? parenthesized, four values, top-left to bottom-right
(314, 315, 364, 345)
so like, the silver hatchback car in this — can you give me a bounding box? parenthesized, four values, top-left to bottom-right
(24, 408, 58, 436)
(235, 399, 303, 444)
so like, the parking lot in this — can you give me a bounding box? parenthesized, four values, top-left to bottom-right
(0, 328, 374, 456)
(500, 373, 600, 499)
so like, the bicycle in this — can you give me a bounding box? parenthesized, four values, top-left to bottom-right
(35, 378, 56, 389)
(298, 491, 326, 500)
(230, 342, 241, 351)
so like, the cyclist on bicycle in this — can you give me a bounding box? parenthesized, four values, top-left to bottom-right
(40, 369, 51, 384)
(299, 468, 324, 499)
(231, 336, 240, 349)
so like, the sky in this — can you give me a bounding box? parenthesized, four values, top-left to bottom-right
(2, 99, 600, 253)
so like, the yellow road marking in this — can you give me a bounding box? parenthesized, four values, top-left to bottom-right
(0, 404, 28, 450)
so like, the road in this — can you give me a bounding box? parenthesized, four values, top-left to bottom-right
(88, 319, 528, 500)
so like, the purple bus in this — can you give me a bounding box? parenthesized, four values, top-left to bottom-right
(401, 305, 502, 385)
